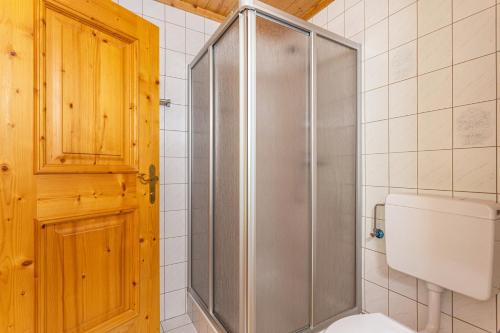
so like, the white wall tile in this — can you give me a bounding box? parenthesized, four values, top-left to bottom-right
(365, 120, 389, 153)
(315, 7, 328, 27)
(186, 13, 204, 32)
(165, 5, 186, 26)
(453, 292, 496, 332)
(165, 49, 187, 79)
(453, 147, 496, 193)
(205, 19, 219, 35)
(418, 150, 453, 190)
(345, 1, 365, 37)
(365, 280, 389, 314)
(365, 19, 388, 59)
(160, 294, 166, 321)
(366, 154, 389, 186)
(453, 0, 496, 22)
(327, 14, 345, 35)
(389, 115, 417, 152)
(389, 41, 417, 83)
(165, 104, 187, 131)
(389, 268, 417, 300)
(389, 292, 417, 330)
(160, 238, 165, 266)
(389, 152, 417, 188)
(389, 78, 417, 118)
(453, 318, 489, 333)
(418, 68, 453, 113)
(160, 48, 166, 76)
(165, 77, 187, 105)
(365, 0, 388, 27)
(346, 0, 363, 10)
(165, 289, 186, 319)
(365, 53, 389, 90)
(143, 0, 164, 20)
(165, 236, 187, 265)
(453, 8, 496, 64)
(119, 0, 142, 14)
(453, 101, 496, 148)
(418, 0, 452, 36)
(160, 266, 165, 294)
(165, 184, 187, 210)
(328, 0, 345, 20)
(165, 158, 187, 184)
(165, 210, 187, 238)
(160, 130, 166, 156)
(388, 0, 414, 15)
(163, 314, 192, 331)
(418, 109, 453, 150)
(165, 22, 186, 53)
(453, 54, 496, 106)
(388, 3, 416, 49)
(165, 262, 187, 292)
(418, 26, 452, 74)
(186, 29, 204, 55)
(364, 249, 389, 287)
(365, 86, 389, 122)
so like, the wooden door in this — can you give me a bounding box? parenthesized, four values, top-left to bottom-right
(0, 0, 159, 332)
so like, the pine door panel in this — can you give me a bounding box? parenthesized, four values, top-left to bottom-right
(39, 3, 139, 173)
(41, 212, 139, 333)
(33, 0, 160, 332)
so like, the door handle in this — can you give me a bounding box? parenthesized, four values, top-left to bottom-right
(138, 164, 158, 204)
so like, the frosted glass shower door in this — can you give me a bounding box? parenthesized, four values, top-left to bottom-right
(213, 19, 241, 333)
(190, 52, 210, 308)
(313, 36, 358, 325)
(254, 15, 311, 333)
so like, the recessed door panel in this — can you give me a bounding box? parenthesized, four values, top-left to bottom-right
(40, 6, 138, 173)
(255, 16, 310, 333)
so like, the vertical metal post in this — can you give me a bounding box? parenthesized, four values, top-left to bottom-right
(309, 31, 317, 329)
(239, 11, 249, 333)
(208, 45, 215, 315)
(187, 63, 193, 293)
(246, 8, 257, 333)
(355, 40, 363, 314)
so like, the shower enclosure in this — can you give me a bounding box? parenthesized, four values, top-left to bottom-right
(188, 1, 361, 332)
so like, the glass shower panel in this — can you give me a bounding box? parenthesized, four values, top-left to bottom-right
(255, 16, 310, 333)
(313, 36, 358, 325)
(213, 20, 240, 333)
(190, 52, 210, 308)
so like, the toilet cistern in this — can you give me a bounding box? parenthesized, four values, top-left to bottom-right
(385, 194, 499, 333)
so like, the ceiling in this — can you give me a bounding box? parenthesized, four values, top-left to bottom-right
(157, 0, 334, 22)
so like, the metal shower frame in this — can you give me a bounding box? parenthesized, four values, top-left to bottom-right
(187, 1, 363, 332)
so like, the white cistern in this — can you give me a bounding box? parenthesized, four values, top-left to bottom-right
(327, 194, 499, 333)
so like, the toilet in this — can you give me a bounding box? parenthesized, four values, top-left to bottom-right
(326, 194, 499, 333)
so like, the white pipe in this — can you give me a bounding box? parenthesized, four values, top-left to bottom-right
(420, 282, 444, 333)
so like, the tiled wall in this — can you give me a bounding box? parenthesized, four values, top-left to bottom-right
(114, 0, 219, 330)
(312, 0, 500, 332)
